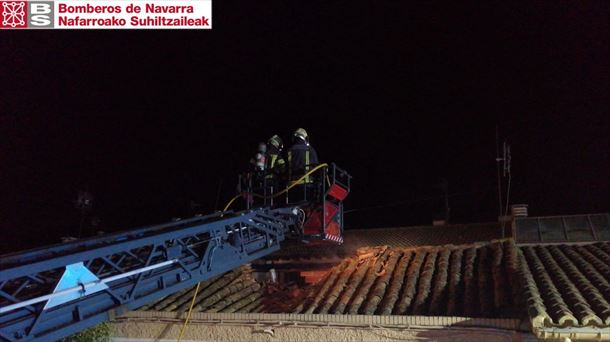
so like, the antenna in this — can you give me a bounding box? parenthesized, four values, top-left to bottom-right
(495, 126, 503, 217)
(497, 140, 512, 214)
(503, 142, 512, 216)
(496, 137, 511, 192)
(495, 126, 513, 238)
(502, 141, 511, 177)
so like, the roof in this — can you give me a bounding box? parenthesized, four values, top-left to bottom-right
(140, 265, 267, 314)
(520, 242, 610, 328)
(142, 240, 610, 330)
(292, 241, 522, 318)
(292, 240, 610, 331)
(136, 231, 610, 340)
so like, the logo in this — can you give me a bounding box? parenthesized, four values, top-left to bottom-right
(1, 1, 27, 28)
(0, 1, 53, 28)
(0, 0, 211, 29)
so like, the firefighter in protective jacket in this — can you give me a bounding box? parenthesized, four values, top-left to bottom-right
(266, 134, 286, 177)
(287, 128, 319, 185)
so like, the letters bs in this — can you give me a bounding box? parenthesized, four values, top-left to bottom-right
(29, 1, 53, 27)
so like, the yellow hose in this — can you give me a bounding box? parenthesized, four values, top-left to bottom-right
(222, 194, 242, 212)
(253, 163, 328, 198)
(177, 163, 329, 340)
(176, 281, 201, 342)
(222, 163, 329, 211)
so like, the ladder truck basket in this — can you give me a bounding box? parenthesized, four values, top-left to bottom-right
(301, 163, 351, 244)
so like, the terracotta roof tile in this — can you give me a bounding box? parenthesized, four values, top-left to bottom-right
(520, 242, 610, 328)
(140, 265, 266, 314)
(292, 240, 610, 330)
(140, 239, 610, 332)
(293, 241, 521, 318)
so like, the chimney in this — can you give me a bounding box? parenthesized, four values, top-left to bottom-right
(511, 204, 528, 218)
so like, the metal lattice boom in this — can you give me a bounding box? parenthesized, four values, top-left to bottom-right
(0, 207, 298, 342)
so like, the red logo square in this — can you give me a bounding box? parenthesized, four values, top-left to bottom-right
(1, 1, 28, 29)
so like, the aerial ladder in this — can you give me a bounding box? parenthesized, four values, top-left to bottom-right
(0, 163, 351, 342)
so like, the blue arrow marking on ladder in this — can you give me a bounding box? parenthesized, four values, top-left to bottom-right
(44, 262, 109, 310)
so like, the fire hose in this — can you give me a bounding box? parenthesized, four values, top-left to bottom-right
(178, 163, 330, 341)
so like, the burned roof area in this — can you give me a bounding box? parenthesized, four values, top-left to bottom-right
(269, 222, 506, 261)
(292, 241, 521, 318)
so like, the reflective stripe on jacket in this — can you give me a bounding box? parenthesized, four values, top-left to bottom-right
(265, 145, 286, 179)
(287, 140, 319, 184)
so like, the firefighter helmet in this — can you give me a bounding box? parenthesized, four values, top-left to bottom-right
(293, 128, 308, 142)
(268, 135, 283, 151)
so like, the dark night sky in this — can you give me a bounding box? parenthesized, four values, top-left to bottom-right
(1, 1, 609, 253)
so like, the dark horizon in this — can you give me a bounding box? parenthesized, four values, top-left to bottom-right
(2, 1, 609, 253)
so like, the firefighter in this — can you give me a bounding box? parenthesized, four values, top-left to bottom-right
(250, 142, 267, 172)
(263, 135, 286, 203)
(243, 142, 267, 207)
(287, 128, 319, 202)
(266, 134, 286, 176)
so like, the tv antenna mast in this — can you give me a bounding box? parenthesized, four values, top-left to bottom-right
(495, 126, 512, 236)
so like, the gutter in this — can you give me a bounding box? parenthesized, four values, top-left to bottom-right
(534, 326, 610, 341)
(116, 311, 525, 331)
